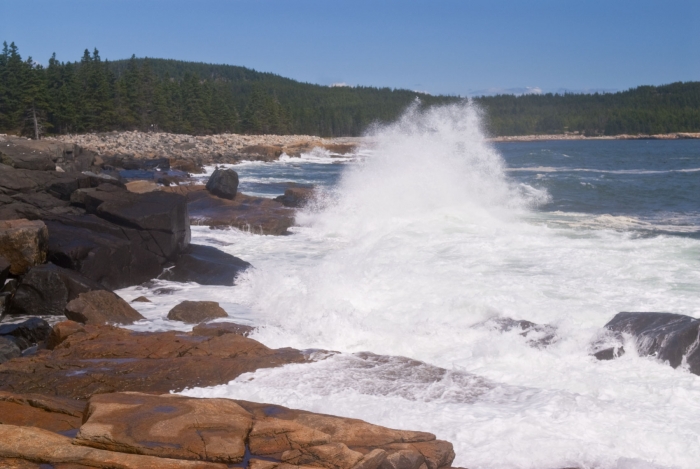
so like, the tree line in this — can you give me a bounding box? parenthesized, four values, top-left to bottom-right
(1, 41, 698, 138)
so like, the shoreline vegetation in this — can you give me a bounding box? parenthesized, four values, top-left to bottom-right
(1, 41, 699, 139)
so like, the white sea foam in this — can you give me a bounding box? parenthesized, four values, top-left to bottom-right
(120, 102, 700, 468)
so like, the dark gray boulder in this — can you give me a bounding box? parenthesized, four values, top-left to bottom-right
(0, 317, 52, 351)
(596, 312, 700, 374)
(8, 263, 106, 316)
(71, 184, 190, 260)
(159, 244, 250, 286)
(205, 168, 239, 200)
(0, 336, 20, 364)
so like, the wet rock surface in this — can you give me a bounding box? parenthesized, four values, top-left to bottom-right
(169, 185, 294, 235)
(160, 244, 251, 286)
(274, 185, 315, 208)
(595, 312, 700, 374)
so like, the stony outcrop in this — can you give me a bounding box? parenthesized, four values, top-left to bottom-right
(593, 312, 700, 374)
(206, 168, 239, 199)
(159, 244, 251, 286)
(0, 136, 96, 172)
(71, 184, 190, 260)
(168, 185, 294, 235)
(0, 337, 20, 364)
(0, 391, 84, 434)
(167, 301, 228, 324)
(47, 131, 359, 166)
(0, 425, 226, 468)
(191, 321, 254, 337)
(0, 318, 52, 351)
(0, 321, 307, 399)
(7, 263, 105, 316)
(64, 290, 145, 325)
(71, 392, 454, 469)
(0, 219, 49, 275)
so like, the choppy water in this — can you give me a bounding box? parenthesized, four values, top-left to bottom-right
(120, 103, 700, 469)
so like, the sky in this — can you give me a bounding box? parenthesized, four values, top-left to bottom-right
(1, 0, 698, 97)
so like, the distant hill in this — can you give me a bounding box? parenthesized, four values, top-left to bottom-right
(1, 42, 698, 137)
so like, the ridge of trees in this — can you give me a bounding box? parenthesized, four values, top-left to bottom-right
(1, 41, 698, 138)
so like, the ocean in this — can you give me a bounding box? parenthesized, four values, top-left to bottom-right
(120, 103, 700, 469)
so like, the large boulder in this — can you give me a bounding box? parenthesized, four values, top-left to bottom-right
(8, 263, 105, 316)
(71, 184, 190, 260)
(64, 290, 145, 325)
(0, 219, 48, 275)
(0, 337, 20, 364)
(167, 301, 228, 324)
(0, 318, 52, 351)
(46, 215, 163, 290)
(159, 244, 250, 286)
(594, 312, 700, 374)
(205, 168, 239, 200)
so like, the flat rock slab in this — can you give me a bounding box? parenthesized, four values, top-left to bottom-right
(74, 392, 454, 469)
(167, 186, 294, 235)
(77, 393, 252, 463)
(0, 322, 306, 399)
(0, 391, 84, 434)
(0, 424, 227, 468)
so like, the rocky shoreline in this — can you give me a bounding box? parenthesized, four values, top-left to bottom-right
(45, 131, 361, 167)
(2, 134, 700, 468)
(39, 131, 700, 167)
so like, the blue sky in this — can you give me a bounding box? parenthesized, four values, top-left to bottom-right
(2, 0, 698, 96)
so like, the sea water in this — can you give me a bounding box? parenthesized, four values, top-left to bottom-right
(120, 103, 700, 469)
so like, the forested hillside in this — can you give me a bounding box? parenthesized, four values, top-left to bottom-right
(476, 83, 700, 136)
(1, 41, 698, 138)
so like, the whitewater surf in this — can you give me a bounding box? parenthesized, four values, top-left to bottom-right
(122, 102, 700, 469)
